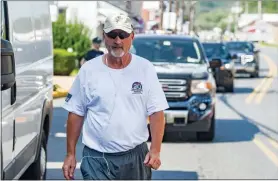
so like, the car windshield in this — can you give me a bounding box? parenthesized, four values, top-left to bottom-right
(131, 38, 204, 64)
(226, 42, 253, 53)
(202, 43, 229, 59)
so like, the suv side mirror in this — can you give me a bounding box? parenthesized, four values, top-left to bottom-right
(1, 39, 16, 91)
(209, 59, 222, 68)
(254, 48, 260, 53)
(231, 54, 238, 59)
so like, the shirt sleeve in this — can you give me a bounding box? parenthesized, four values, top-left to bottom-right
(62, 70, 87, 116)
(146, 63, 169, 116)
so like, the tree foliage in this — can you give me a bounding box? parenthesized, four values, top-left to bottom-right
(195, 9, 229, 31)
(52, 13, 92, 60)
(241, 1, 278, 13)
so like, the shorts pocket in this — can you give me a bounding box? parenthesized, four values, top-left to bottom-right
(118, 162, 136, 179)
(80, 157, 92, 180)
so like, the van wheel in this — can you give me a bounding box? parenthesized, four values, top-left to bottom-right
(196, 115, 215, 142)
(21, 131, 47, 180)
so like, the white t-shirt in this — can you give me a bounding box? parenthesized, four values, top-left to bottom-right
(62, 54, 169, 153)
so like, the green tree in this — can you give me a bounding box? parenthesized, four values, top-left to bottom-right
(52, 13, 92, 60)
(241, 1, 278, 13)
(195, 9, 229, 31)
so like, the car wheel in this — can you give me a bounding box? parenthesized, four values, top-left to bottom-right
(21, 131, 47, 180)
(225, 81, 234, 93)
(250, 71, 259, 78)
(196, 114, 215, 142)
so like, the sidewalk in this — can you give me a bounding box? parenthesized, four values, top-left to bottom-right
(53, 76, 76, 90)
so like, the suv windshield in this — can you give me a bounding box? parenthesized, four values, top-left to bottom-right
(202, 43, 229, 59)
(226, 42, 253, 53)
(131, 38, 204, 64)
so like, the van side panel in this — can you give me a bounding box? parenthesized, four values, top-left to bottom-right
(5, 1, 53, 178)
(1, 0, 15, 176)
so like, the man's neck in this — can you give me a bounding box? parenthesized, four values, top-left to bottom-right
(106, 53, 131, 69)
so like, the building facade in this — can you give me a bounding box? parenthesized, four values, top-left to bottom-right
(50, 1, 144, 39)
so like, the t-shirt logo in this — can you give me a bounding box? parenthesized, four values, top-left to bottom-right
(131, 82, 142, 94)
(65, 93, 72, 102)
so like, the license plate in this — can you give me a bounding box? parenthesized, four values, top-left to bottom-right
(173, 117, 187, 126)
(164, 111, 188, 126)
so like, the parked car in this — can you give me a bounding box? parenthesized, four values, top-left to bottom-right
(132, 34, 218, 141)
(202, 42, 235, 92)
(1, 1, 53, 180)
(225, 41, 260, 78)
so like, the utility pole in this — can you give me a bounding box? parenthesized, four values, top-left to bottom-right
(188, 1, 195, 35)
(181, 0, 185, 33)
(159, 0, 164, 30)
(174, 1, 179, 33)
(169, 0, 172, 12)
(258, 0, 262, 20)
(245, 1, 248, 14)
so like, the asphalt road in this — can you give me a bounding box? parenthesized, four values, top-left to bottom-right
(46, 45, 278, 179)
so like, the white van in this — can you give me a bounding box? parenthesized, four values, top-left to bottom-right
(1, 1, 53, 179)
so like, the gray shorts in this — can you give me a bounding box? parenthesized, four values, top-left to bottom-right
(80, 142, 152, 180)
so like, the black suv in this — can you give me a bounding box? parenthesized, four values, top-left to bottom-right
(226, 41, 260, 78)
(202, 42, 235, 92)
(132, 34, 220, 141)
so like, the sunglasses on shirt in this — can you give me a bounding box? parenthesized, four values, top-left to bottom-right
(105, 31, 130, 39)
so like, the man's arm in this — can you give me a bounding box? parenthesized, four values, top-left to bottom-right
(149, 111, 165, 153)
(62, 68, 87, 179)
(66, 112, 84, 156)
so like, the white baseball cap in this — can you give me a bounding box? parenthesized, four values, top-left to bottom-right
(103, 14, 133, 34)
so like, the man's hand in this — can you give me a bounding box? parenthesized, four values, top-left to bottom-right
(144, 150, 161, 170)
(145, 111, 165, 170)
(62, 154, 77, 180)
(62, 112, 83, 179)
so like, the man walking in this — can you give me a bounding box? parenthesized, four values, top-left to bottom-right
(80, 37, 104, 66)
(62, 13, 169, 180)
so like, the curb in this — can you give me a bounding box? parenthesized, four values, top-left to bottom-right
(53, 90, 68, 99)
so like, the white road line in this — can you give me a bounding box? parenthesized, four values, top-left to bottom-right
(47, 162, 81, 169)
(54, 132, 67, 138)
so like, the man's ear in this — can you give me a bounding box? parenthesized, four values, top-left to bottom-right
(131, 32, 135, 39)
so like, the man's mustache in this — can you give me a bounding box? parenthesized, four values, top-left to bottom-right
(112, 46, 123, 49)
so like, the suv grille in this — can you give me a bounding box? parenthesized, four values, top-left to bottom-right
(159, 79, 188, 101)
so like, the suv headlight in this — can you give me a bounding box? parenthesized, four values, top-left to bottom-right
(191, 80, 213, 94)
(223, 61, 234, 69)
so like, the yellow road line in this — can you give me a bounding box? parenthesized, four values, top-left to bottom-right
(253, 138, 278, 167)
(245, 77, 269, 104)
(268, 138, 278, 150)
(255, 55, 277, 104)
(245, 54, 275, 104)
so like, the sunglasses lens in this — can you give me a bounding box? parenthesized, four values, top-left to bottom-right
(119, 32, 130, 39)
(107, 32, 118, 39)
(106, 31, 130, 39)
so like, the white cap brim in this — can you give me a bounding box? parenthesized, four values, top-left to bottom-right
(103, 25, 133, 34)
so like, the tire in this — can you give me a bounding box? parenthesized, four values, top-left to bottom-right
(21, 131, 47, 180)
(225, 81, 234, 93)
(250, 70, 259, 78)
(196, 114, 215, 142)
